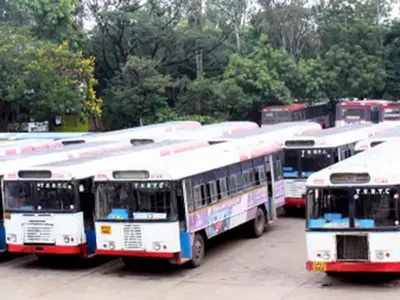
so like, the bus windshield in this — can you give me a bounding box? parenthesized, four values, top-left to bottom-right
(4, 181, 77, 212)
(307, 188, 400, 229)
(95, 182, 178, 221)
(283, 149, 336, 179)
(262, 111, 291, 124)
(384, 108, 400, 120)
(340, 108, 366, 121)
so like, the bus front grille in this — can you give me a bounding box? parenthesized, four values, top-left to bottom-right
(23, 222, 55, 244)
(123, 224, 143, 249)
(336, 235, 368, 261)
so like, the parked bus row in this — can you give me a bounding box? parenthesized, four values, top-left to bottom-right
(0, 121, 320, 267)
(1, 120, 399, 270)
(261, 99, 400, 128)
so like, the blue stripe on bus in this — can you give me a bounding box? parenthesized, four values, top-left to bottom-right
(180, 231, 192, 259)
(85, 229, 97, 255)
(0, 225, 6, 251)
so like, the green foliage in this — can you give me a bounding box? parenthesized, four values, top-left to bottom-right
(0, 26, 101, 124)
(220, 37, 299, 120)
(103, 56, 171, 129)
(1, 0, 400, 128)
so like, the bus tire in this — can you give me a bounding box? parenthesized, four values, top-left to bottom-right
(250, 207, 266, 238)
(188, 233, 205, 268)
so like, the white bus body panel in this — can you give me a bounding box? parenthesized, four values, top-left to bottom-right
(5, 212, 86, 246)
(95, 221, 181, 253)
(306, 232, 400, 263)
(273, 179, 285, 208)
(284, 179, 306, 198)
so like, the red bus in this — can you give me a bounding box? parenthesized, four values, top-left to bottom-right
(335, 99, 400, 127)
(261, 102, 331, 128)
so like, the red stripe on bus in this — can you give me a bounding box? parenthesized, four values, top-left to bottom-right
(306, 261, 400, 273)
(8, 244, 87, 255)
(96, 249, 176, 259)
(285, 197, 305, 208)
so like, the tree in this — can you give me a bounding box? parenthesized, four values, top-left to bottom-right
(0, 26, 101, 129)
(384, 21, 400, 99)
(220, 37, 298, 121)
(254, 0, 318, 58)
(1, 0, 82, 44)
(207, 0, 255, 53)
(103, 56, 171, 129)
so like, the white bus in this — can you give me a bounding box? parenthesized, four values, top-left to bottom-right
(354, 126, 400, 153)
(94, 138, 284, 267)
(2, 139, 212, 257)
(283, 124, 397, 209)
(305, 140, 400, 273)
(0, 121, 213, 254)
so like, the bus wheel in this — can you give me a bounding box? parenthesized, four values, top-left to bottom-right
(189, 233, 205, 268)
(250, 207, 266, 238)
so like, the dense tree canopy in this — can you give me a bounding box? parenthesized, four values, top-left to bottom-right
(0, 0, 399, 129)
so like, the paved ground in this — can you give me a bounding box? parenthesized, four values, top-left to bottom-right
(2, 217, 400, 300)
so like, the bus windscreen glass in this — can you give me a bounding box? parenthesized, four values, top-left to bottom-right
(307, 188, 399, 229)
(283, 149, 336, 178)
(4, 181, 77, 212)
(95, 182, 178, 221)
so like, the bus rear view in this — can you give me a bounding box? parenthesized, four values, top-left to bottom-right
(306, 141, 400, 273)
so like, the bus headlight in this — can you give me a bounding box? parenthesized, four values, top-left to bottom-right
(63, 235, 73, 244)
(153, 242, 162, 251)
(376, 250, 391, 260)
(6, 234, 17, 243)
(316, 250, 331, 260)
(108, 241, 115, 250)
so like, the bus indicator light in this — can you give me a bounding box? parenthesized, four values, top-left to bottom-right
(101, 226, 112, 234)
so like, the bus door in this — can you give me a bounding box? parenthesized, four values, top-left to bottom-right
(371, 106, 381, 124)
(264, 156, 273, 219)
(79, 179, 96, 255)
(271, 152, 285, 211)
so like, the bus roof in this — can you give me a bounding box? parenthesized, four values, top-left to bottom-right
(0, 122, 259, 179)
(0, 139, 64, 156)
(354, 126, 400, 152)
(5, 139, 210, 181)
(60, 121, 201, 144)
(307, 140, 400, 187)
(337, 99, 398, 108)
(0, 132, 89, 141)
(262, 103, 306, 112)
(162, 121, 258, 141)
(284, 123, 396, 148)
(93, 139, 281, 182)
(218, 121, 321, 143)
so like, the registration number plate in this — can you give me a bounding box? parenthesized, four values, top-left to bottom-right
(312, 262, 327, 272)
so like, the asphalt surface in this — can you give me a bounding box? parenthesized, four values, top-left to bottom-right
(2, 217, 400, 300)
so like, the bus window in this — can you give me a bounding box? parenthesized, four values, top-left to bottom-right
(371, 107, 380, 123)
(273, 153, 283, 181)
(208, 181, 218, 204)
(193, 185, 203, 209)
(200, 185, 207, 206)
(184, 180, 194, 212)
(217, 177, 228, 199)
(283, 149, 300, 178)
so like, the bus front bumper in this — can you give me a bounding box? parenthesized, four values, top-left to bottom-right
(96, 249, 177, 259)
(8, 244, 87, 256)
(285, 197, 305, 208)
(306, 261, 400, 273)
